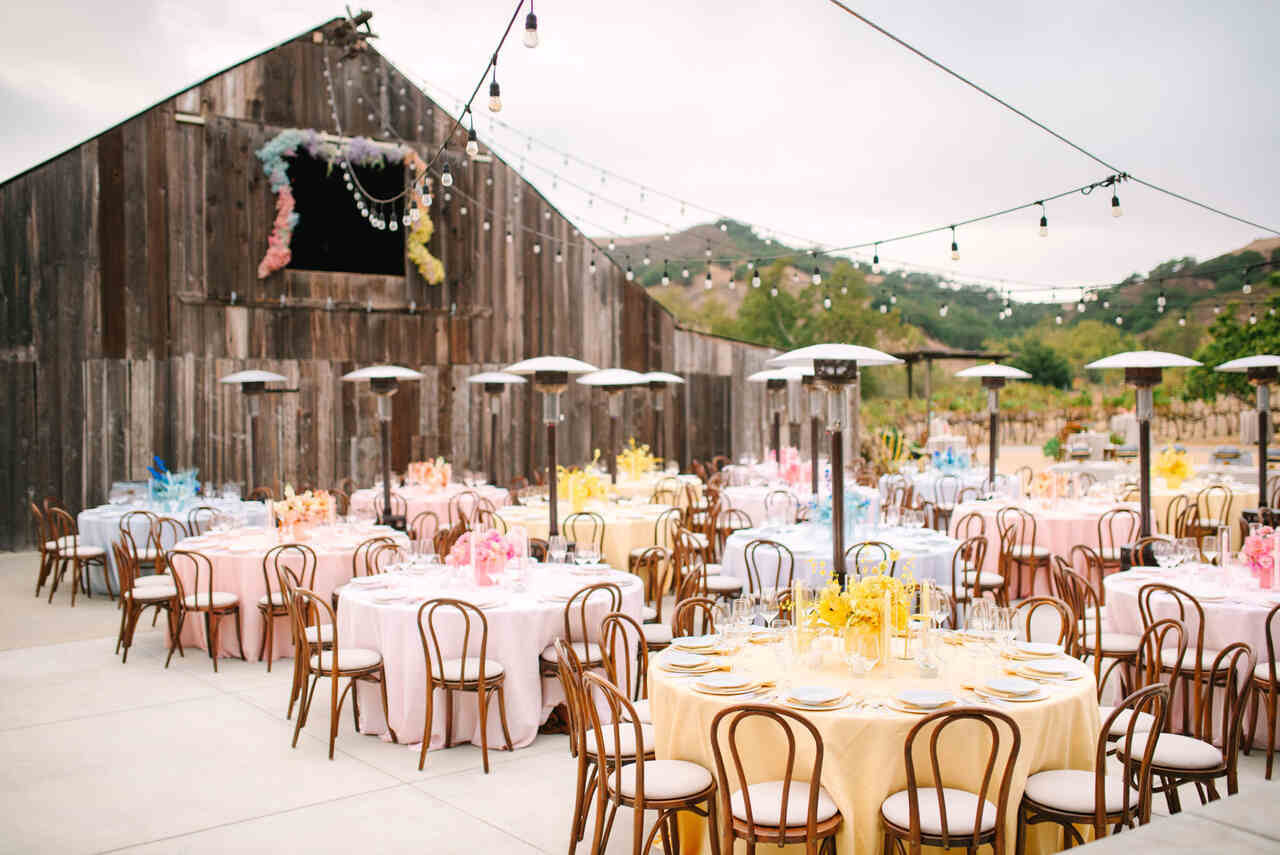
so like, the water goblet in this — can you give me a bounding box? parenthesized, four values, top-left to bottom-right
(548, 535, 567, 565)
(1151, 537, 1176, 569)
(759, 588, 780, 626)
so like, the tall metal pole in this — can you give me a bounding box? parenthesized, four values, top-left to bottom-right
(1130, 369, 1159, 538)
(490, 407, 499, 487)
(982, 377, 1005, 488)
(1259, 382, 1271, 508)
(608, 408, 619, 484)
(380, 418, 393, 522)
(547, 420, 559, 536)
(803, 376, 820, 495)
(651, 382, 665, 462)
(824, 364, 855, 587)
(246, 403, 258, 495)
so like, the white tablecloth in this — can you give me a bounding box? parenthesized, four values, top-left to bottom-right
(878, 469, 1018, 506)
(77, 499, 269, 593)
(1048, 460, 1135, 485)
(349, 483, 509, 525)
(720, 483, 881, 528)
(338, 566, 644, 749)
(720, 523, 959, 589)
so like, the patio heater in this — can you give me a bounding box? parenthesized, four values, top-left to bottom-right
(504, 356, 599, 537)
(770, 344, 902, 585)
(1084, 351, 1202, 536)
(466, 371, 527, 488)
(341, 365, 424, 530)
(577, 369, 646, 484)
(218, 370, 292, 495)
(1215, 355, 1280, 508)
(954, 363, 1031, 488)
(638, 371, 684, 463)
(747, 368, 797, 465)
(800, 367, 821, 495)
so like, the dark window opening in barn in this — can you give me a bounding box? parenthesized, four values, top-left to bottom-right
(287, 152, 406, 276)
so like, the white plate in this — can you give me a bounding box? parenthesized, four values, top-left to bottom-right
(1022, 659, 1075, 677)
(347, 576, 386, 588)
(785, 696, 854, 712)
(664, 652, 710, 670)
(1014, 642, 1062, 657)
(984, 677, 1039, 697)
(887, 698, 956, 715)
(673, 635, 720, 650)
(696, 673, 755, 691)
(788, 686, 844, 706)
(974, 685, 1047, 703)
(896, 689, 954, 710)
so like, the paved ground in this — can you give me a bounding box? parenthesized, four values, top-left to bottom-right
(1, 549, 1276, 854)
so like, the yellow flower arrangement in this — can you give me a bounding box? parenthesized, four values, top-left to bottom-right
(617, 437, 661, 480)
(1155, 447, 1193, 489)
(806, 563, 917, 635)
(557, 455, 608, 512)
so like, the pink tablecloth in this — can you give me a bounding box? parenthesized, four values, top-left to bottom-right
(949, 499, 1131, 595)
(721, 484, 881, 528)
(348, 484, 509, 525)
(338, 566, 644, 749)
(169, 524, 407, 660)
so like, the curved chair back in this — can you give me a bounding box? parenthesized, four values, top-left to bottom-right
(952, 510, 985, 541)
(562, 583, 622, 646)
(1099, 685, 1170, 831)
(600, 611, 648, 701)
(1098, 507, 1141, 558)
(353, 535, 395, 577)
(1195, 642, 1256, 766)
(564, 511, 606, 553)
(187, 506, 219, 536)
(1013, 595, 1074, 648)
(845, 540, 895, 577)
(373, 492, 408, 521)
(763, 489, 800, 523)
(447, 490, 483, 526)
(417, 598, 494, 685)
(672, 596, 718, 637)
(744, 538, 795, 594)
(410, 510, 441, 545)
(263, 543, 317, 608)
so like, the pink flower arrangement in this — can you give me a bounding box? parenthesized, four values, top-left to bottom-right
(1243, 526, 1278, 588)
(407, 457, 451, 489)
(445, 529, 518, 586)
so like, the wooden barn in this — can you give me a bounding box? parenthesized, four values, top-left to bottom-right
(0, 16, 777, 549)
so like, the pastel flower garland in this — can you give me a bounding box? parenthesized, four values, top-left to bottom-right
(254, 128, 444, 284)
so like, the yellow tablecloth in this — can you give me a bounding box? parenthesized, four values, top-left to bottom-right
(495, 502, 676, 572)
(650, 639, 1099, 854)
(612, 473, 703, 506)
(1149, 479, 1257, 548)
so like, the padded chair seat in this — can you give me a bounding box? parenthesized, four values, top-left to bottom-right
(311, 647, 382, 673)
(125, 585, 176, 602)
(134, 546, 159, 561)
(642, 623, 674, 645)
(540, 641, 604, 665)
(1087, 632, 1141, 655)
(586, 723, 655, 759)
(1098, 705, 1156, 736)
(630, 698, 652, 724)
(64, 545, 106, 559)
(881, 787, 997, 836)
(303, 623, 334, 644)
(1098, 546, 1125, 561)
(44, 536, 78, 551)
(134, 574, 171, 586)
(1006, 544, 1049, 560)
(962, 570, 1004, 588)
(1255, 662, 1278, 683)
(731, 780, 840, 826)
(432, 656, 505, 682)
(614, 759, 712, 800)
(1161, 647, 1227, 671)
(642, 605, 658, 622)
(686, 533, 709, 549)
(258, 592, 287, 608)
(183, 592, 238, 609)
(1120, 732, 1223, 769)
(705, 576, 744, 595)
(1024, 769, 1138, 814)
(704, 563, 723, 576)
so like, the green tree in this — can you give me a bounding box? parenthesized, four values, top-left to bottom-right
(1184, 280, 1280, 401)
(1009, 340, 1073, 389)
(723, 261, 809, 348)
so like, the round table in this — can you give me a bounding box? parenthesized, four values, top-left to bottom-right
(720, 523, 959, 589)
(1048, 460, 1135, 486)
(650, 636, 1100, 854)
(168, 524, 406, 660)
(721, 484, 881, 529)
(1148, 478, 1258, 550)
(77, 499, 269, 594)
(612, 472, 703, 506)
(496, 502, 676, 572)
(338, 565, 644, 749)
(879, 470, 1019, 506)
(348, 483, 509, 525)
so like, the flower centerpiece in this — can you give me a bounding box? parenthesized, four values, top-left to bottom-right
(146, 457, 199, 511)
(803, 564, 917, 667)
(617, 438, 660, 480)
(272, 486, 336, 537)
(445, 528, 518, 586)
(407, 457, 451, 489)
(1242, 526, 1278, 589)
(558, 455, 608, 512)
(1155, 446, 1193, 490)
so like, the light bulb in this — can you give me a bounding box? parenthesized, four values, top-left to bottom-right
(872, 248, 880, 273)
(608, 240, 616, 251)
(533, 242, 541, 255)
(1055, 314, 1062, 325)
(720, 223, 727, 231)
(682, 267, 690, 279)
(704, 245, 712, 258)
(642, 253, 651, 265)
(1039, 215, 1048, 237)
(747, 260, 755, 270)
(1178, 316, 1186, 327)
(589, 258, 597, 274)
(1213, 304, 1221, 315)
(488, 81, 502, 113)
(950, 241, 959, 261)
(840, 286, 848, 295)
(1250, 312, 1258, 325)
(751, 273, 761, 288)
(1103, 300, 1110, 309)
(812, 267, 821, 285)
(770, 287, 778, 296)
(483, 220, 491, 231)
(459, 206, 468, 216)
(440, 165, 453, 187)
(466, 128, 479, 157)
(890, 295, 897, 305)
(661, 272, 670, 286)
(663, 233, 670, 241)
(1157, 291, 1166, 307)
(1077, 301, 1086, 312)
(704, 272, 713, 290)
(728, 277, 736, 290)
(939, 303, 948, 317)
(879, 304, 888, 314)
(625, 266, 634, 281)
(1243, 283, 1253, 294)
(1111, 194, 1123, 217)
(554, 249, 563, 263)
(389, 219, 398, 232)
(1115, 316, 1123, 325)
(505, 230, 512, 242)
(823, 297, 832, 310)
(523, 12, 538, 47)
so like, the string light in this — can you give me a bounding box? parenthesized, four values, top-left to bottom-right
(1055, 313, 1062, 324)
(1038, 201, 1048, 237)
(939, 303, 949, 317)
(1249, 311, 1258, 326)
(505, 229, 512, 242)
(487, 58, 502, 112)
(1111, 186, 1123, 217)
(1213, 303, 1222, 315)
(625, 263, 634, 281)
(950, 226, 959, 261)
(554, 247, 563, 263)
(751, 271, 761, 288)
(589, 254, 597, 274)
(661, 262, 670, 286)
(1243, 281, 1253, 295)
(533, 241, 541, 254)
(1178, 314, 1187, 327)
(872, 244, 880, 274)
(728, 274, 736, 290)
(440, 162, 453, 187)
(823, 296, 832, 310)
(770, 286, 778, 297)
(704, 271, 713, 290)
(522, 2, 538, 47)
(812, 266, 822, 285)
(682, 265, 690, 280)
(1115, 315, 1124, 325)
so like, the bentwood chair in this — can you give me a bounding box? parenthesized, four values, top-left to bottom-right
(112, 537, 180, 664)
(249, 486, 274, 501)
(330, 488, 350, 517)
(743, 538, 795, 594)
(676, 528, 741, 600)
(1012, 596, 1075, 649)
(1097, 507, 1142, 579)
(844, 540, 895, 578)
(186, 505, 219, 536)
(447, 490, 484, 526)
(119, 509, 161, 576)
(628, 508, 681, 577)
(631, 547, 674, 651)
(763, 489, 800, 524)
(258, 543, 318, 670)
(1116, 642, 1257, 813)
(1019, 685, 1169, 849)
(601, 612, 654, 723)
(949, 535, 993, 627)
(274, 564, 335, 720)
(46, 507, 109, 606)
(710, 704, 842, 855)
(529, 537, 549, 562)
(151, 517, 190, 567)
(1053, 556, 1139, 694)
(952, 510, 986, 542)
(165, 549, 246, 671)
(1096, 619, 1185, 750)
(409, 510, 442, 546)
(880, 708, 1020, 855)
(1137, 583, 1234, 737)
(289, 587, 397, 760)
(353, 536, 396, 577)
(649, 480, 683, 508)
(1249, 604, 1280, 778)
(933, 473, 962, 532)
(31, 502, 63, 597)
(583, 672, 719, 855)
(539, 582, 622, 675)
(672, 597, 719, 638)
(373, 491, 408, 523)
(1189, 484, 1233, 544)
(996, 505, 1051, 599)
(711, 507, 753, 560)
(564, 511, 607, 554)
(416, 598, 513, 773)
(1162, 494, 1192, 538)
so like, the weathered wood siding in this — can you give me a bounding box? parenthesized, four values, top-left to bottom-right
(0, 22, 771, 549)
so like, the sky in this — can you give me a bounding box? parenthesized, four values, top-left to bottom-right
(2, 0, 1277, 300)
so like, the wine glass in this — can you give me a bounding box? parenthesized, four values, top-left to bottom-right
(759, 588, 780, 626)
(930, 586, 953, 630)
(732, 596, 754, 627)
(770, 619, 795, 688)
(574, 546, 600, 567)
(846, 628, 881, 676)
(1175, 537, 1198, 569)
(995, 606, 1017, 652)
(1151, 537, 1176, 569)
(548, 535, 567, 565)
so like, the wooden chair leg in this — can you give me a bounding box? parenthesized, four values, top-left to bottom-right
(478, 686, 492, 773)
(327, 676, 340, 759)
(377, 671, 397, 744)
(257, 608, 270, 665)
(1267, 687, 1278, 781)
(418, 682, 436, 770)
(232, 608, 247, 660)
(496, 684, 515, 751)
